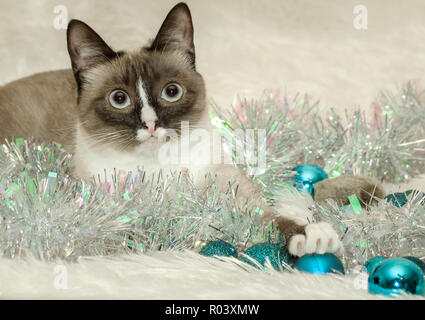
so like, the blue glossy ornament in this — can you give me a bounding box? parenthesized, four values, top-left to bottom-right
(368, 258, 425, 296)
(241, 243, 290, 271)
(403, 256, 425, 273)
(384, 190, 424, 207)
(292, 164, 328, 196)
(199, 240, 238, 258)
(295, 253, 345, 275)
(364, 256, 388, 274)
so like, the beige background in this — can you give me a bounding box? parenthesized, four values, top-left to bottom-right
(1, 0, 425, 115)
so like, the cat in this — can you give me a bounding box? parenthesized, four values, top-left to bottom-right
(314, 175, 385, 208)
(0, 2, 343, 257)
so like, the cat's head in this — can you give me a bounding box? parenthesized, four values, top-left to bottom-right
(67, 3, 206, 153)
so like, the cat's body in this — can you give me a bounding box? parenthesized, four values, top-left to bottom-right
(0, 69, 77, 149)
(0, 2, 345, 257)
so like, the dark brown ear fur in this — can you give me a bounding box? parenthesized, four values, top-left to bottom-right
(149, 3, 195, 65)
(67, 19, 118, 91)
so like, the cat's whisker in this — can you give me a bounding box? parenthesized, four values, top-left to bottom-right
(85, 133, 133, 149)
(118, 136, 137, 152)
(88, 130, 129, 140)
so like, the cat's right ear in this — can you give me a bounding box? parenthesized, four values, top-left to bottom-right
(67, 20, 116, 83)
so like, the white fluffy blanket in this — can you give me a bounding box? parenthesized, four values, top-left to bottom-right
(0, 0, 424, 299)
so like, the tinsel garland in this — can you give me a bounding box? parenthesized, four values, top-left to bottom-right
(211, 82, 425, 193)
(210, 82, 425, 270)
(0, 83, 423, 272)
(0, 139, 276, 261)
(314, 194, 425, 270)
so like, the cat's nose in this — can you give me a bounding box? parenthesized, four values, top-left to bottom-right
(144, 120, 156, 135)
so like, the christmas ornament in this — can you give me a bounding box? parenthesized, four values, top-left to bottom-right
(385, 190, 425, 207)
(403, 256, 425, 273)
(241, 243, 290, 271)
(292, 164, 328, 196)
(199, 240, 238, 258)
(368, 258, 425, 296)
(364, 256, 387, 273)
(294, 253, 345, 275)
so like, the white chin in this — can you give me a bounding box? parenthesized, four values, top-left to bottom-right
(136, 137, 162, 150)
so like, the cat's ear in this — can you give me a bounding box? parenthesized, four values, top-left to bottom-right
(67, 20, 116, 80)
(150, 3, 195, 65)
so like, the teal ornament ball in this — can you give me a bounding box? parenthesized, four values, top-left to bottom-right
(364, 256, 388, 274)
(292, 164, 328, 196)
(368, 258, 425, 296)
(403, 256, 425, 273)
(295, 253, 345, 275)
(384, 190, 424, 207)
(199, 240, 238, 258)
(241, 243, 290, 271)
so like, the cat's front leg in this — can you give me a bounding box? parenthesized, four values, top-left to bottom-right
(210, 165, 343, 257)
(267, 192, 343, 257)
(276, 217, 343, 257)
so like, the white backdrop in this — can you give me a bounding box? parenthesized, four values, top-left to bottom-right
(1, 0, 425, 114)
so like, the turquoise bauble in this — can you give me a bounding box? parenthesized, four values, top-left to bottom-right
(384, 190, 424, 207)
(364, 256, 388, 274)
(292, 164, 328, 196)
(368, 258, 425, 296)
(403, 256, 425, 273)
(241, 243, 290, 271)
(295, 253, 345, 275)
(199, 240, 238, 258)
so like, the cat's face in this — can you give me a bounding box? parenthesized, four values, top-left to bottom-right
(67, 3, 206, 153)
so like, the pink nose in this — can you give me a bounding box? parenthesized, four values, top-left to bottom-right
(146, 121, 155, 135)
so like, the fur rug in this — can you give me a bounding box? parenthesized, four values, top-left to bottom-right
(0, 248, 422, 300)
(0, 0, 424, 299)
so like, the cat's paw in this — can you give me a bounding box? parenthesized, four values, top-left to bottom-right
(287, 222, 343, 257)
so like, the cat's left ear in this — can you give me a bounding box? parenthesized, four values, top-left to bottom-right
(149, 3, 195, 65)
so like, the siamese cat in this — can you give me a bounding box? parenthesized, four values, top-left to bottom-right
(0, 2, 345, 257)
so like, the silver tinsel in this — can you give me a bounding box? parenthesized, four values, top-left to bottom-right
(0, 83, 424, 269)
(211, 82, 425, 189)
(0, 138, 275, 262)
(210, 83, 425, 270)
(314, 192, 425, 270)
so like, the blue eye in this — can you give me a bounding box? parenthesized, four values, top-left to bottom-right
(109, 90, 131, 109)
(161, 83, 183, 102)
